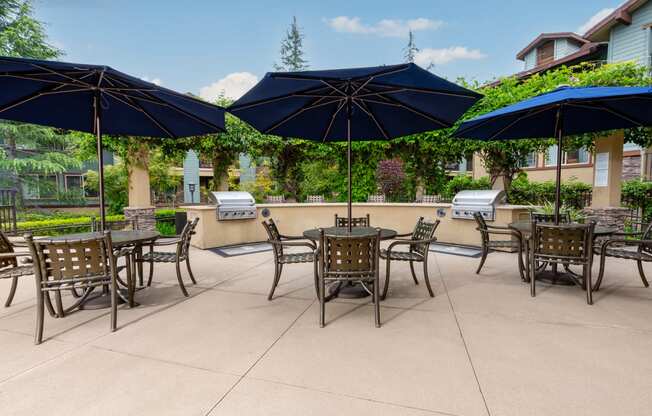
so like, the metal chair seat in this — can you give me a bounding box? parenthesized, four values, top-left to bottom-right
(380, 249, 423, 262)
(141, 251, 183, 263)
(595, 246, 652, 262)
(279, 252, 315, 264)
(0, 264, 33, 279)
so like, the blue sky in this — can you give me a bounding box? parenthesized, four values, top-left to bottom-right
(35, 0, 620, 101)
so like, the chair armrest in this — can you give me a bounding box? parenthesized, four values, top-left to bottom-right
(0, 252, 32, 259)
(482, 228, 522, 239)
(600, 238, 652, 249)
(268, 239, 317, 251)
(152, 238, 182, 246)
(386, 237, 437, 252)
(393, 232, 413, 238)
(279, 234, 306, 240)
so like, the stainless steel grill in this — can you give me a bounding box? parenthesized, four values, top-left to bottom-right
(451, 189, 506, 221)
(211, 191, 257, 221)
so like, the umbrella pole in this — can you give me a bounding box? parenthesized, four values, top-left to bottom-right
(347, 113, 352, 232)
(94, 93, 106, 231)
(554, 125, 563, 226)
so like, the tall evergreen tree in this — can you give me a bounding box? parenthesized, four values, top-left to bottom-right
(274, 16, 308, 72)
(403, 30, 418, 63)
(0, 0, 61, 59)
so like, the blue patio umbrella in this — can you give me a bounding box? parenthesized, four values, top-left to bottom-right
(453, 85, 652, 222)
(229, 63, 482, 228)
(0, 56, 226, 229)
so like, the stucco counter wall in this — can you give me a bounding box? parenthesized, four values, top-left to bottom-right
(184, 203, 531, 249)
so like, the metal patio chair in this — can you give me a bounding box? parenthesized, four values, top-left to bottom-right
(380, 217, 440, 300)
(593, 222, 652, 291)
(474, 212, 525, 280)
(318, 228, 381, 327)
(334, 213, 370, 228)
(529, 222, 595, 305)
(262, 218, 317, 301)
(0, 230, 33, 307)
(138, 217, 199, 297)
(25, 231, 119, 344)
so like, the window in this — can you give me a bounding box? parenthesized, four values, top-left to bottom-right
(39, 175, 58, 198)
(519, 152, 538, 168)
(546, 146, 590, 166)
(65, 175, 83, 191)
(536, 41, 555, 66)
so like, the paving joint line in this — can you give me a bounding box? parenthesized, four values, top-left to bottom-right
(203, 299, 315, 415)
(433, 254, 492, 416)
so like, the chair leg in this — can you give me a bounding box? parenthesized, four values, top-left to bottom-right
(637, 260, 650, 288)
(516, 243, 526, 282)
(175, 259, 189, 297)
(268, 263, 282, 301)
(146, 259, 154, 287)
(409, 261, 419, 285)
(4, 276, 18, 307)
(313, 259, 319, 298)
(374, 273, 381, 328)
(422, 260, 435, 298)
(585, 265, 593, 305)
(34, 288, 44, 345)
(110, 275, 118, 331)
(530, 254, 536, 298)
(381, 259, 391, 301)
(186, 257, 197, 284)
(594, 253, 608, 291)
(476, 247, 488, 274)
(319, 274, 326, 328)
(126, 254, 135, 308)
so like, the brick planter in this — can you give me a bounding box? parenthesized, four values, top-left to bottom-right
(124, 206, 156, 231)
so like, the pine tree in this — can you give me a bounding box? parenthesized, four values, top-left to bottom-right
(274, 16, 308, 72)
(403, 30, 418, 63)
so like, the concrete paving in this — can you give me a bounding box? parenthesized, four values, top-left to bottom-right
(0, 244, 651, 416)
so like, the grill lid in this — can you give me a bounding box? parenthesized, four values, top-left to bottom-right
(211, 191, 255, 206)
(452, 190, 506, 206)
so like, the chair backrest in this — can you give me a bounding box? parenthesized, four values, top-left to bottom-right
(367, 194, 385, 203)
(0, 189, 17, 234)
(180, 217, 199, 258)
(319, 229, 380, 279)
(306, 195, 324, 203)
(262, 219, 283, 258)
(530, 212, 571, 224)
(531, 222, 594, 262)
(409, 217, 440, 256)
(334, 213, 370, 228)
(0, 230, 17, 269)
(25, 231, 115, 289)
(640, 222, 652, 255)
(266, 195, 285, 204)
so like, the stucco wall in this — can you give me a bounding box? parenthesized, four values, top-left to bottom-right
(185, 203, 530, 249)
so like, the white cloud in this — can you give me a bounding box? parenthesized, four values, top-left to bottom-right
(325, 16, 443, 38)
(577, 8, 614, 34)
(141, 76, 162, 86)
(414, 47, 487, 67)
(199, 72, 258, 101)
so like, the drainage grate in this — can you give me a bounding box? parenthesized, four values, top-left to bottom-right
(429, 243, 482, 258)
(209, 243, 272, 257)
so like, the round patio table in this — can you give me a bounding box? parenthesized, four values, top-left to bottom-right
(303, 227, 397, 299)
(47, 230, 160, 308)
(508, 221, 617, 286)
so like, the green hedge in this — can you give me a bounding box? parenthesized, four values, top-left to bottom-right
(442, 175, 491, 199)
(508, 173, 592, 208)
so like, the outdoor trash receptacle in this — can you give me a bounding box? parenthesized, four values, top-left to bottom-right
(175, 211, 188, 235)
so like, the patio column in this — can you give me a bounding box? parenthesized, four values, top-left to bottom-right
(642, 146, 652, 180)
(124, 145, 156, 231)
(585, 132, 628, 230)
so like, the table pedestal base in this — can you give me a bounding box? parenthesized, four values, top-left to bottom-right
(328, 282, 372, 299)
(79, 289, 137, 310)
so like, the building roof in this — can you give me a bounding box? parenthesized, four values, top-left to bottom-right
(488, 42, 607, 87)
(516, 32, 590, 61)
(584, 0, 649, 41)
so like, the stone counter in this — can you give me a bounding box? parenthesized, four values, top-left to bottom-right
(184, 202, 531, 249)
